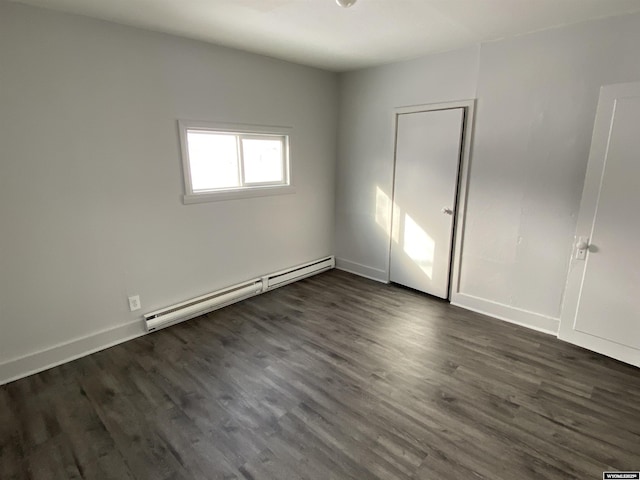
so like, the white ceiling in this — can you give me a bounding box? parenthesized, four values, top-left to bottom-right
(10, 0, 640, 71)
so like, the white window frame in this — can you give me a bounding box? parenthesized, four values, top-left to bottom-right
(178, 120, 294, 204)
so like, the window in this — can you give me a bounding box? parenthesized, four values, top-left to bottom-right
(179, 120, 293, 203)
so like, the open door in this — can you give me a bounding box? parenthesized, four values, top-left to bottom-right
(389, 107, 464, 299)
(559, 82, 640, 367)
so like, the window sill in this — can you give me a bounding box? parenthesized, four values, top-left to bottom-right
(183, 185, 296, 204)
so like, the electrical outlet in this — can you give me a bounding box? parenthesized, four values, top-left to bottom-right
(128, 295, 141, 312)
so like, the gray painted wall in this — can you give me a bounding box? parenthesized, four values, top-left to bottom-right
(462, 13, 640, 320)
(335, 13, 640, 327)
(0, 2, 338, 375)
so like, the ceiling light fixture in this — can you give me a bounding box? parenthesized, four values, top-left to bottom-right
(336, 0, 357, 8)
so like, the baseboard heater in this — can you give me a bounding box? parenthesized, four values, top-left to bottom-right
(144, 256, 335, 332)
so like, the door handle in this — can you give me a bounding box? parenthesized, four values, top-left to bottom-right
(575, 237, 590, 260)
(441, 207, 453, 215)
(576, 239, 589, 250)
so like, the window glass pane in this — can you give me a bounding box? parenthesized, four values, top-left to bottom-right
(187, 131, 239, 191)
(242, 137, 284, 184)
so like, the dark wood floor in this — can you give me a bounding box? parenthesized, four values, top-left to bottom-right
(1, 269, 639, 479)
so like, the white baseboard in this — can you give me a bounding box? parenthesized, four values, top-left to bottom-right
(335, 257, 388, 283)
(451, 292, 559, 335)
(0, 321, 146, 386)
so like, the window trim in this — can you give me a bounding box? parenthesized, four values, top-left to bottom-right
(178, 120, 294, 204)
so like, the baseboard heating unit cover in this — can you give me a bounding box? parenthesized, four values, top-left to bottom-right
(143, 256, 335, 332)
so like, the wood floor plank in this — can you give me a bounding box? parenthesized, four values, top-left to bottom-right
(1, 269, 639, 479)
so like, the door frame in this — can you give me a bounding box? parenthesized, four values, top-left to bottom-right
(558, 81, 640, 367)
(386, 99, 476, 301)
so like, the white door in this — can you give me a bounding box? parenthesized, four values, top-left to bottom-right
(559, 82, 640, 368)
(390, 108, 464, 298)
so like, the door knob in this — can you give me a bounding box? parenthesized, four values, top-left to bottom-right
(576, 240, 589, 250)
(441, 207, 453, 215)
(575, 237, 589, 260)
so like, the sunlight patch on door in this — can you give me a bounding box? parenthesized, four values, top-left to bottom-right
(403, 214, 435, 279)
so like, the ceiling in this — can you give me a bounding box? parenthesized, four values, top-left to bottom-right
(10, 0, 640, 71)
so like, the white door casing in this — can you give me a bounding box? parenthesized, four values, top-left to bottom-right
(559, 82, 640, 368)
(390, 107, 464, 298)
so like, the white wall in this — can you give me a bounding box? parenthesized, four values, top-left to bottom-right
(460, 13, 640, 327)
(0, 2, 338, 383)
(335, 13, 640, 332)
